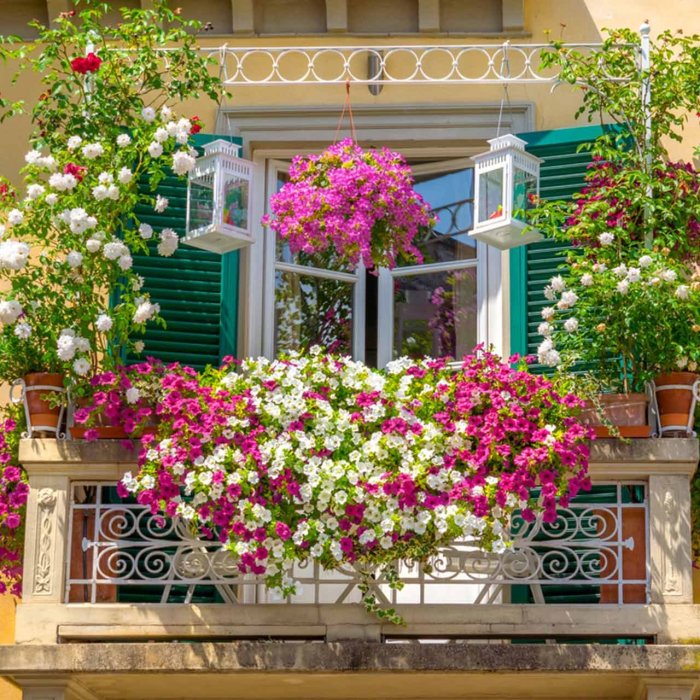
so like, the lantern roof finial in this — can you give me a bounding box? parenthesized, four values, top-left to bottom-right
(487, 134, 528, 151)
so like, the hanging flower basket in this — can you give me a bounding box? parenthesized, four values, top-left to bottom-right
(262, 139, 435, 271)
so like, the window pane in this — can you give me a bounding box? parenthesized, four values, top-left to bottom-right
(393, 268, 477, 360)
(477, 168, 504, 223)
(275, 271, 353, 355)
(409, 168, 476, 265)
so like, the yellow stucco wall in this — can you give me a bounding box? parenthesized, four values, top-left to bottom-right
(0, 0, 699, 650)
(0, 595, 19, 698)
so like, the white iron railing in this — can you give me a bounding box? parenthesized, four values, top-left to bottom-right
(65, 482, 649, 606)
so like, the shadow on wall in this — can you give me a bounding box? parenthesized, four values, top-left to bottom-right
(0, 595, 20, 700)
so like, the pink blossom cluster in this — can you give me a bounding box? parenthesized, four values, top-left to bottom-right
(110, 348, 592, 600)
(262, 139, 434, 271)
(0, 416, 28, 596)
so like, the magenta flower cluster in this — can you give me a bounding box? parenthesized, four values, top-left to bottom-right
(0, 416, 28, 596)
(262, 139, 435, 270)
(110, 348, 593, 602)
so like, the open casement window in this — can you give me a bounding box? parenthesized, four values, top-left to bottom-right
(262, 159, 366, 361)
(509, 125, 609, 360)
(129, 133, 239, 371)
(262, 156, 484, 367)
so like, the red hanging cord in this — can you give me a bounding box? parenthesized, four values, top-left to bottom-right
(333, 80, 357, 143)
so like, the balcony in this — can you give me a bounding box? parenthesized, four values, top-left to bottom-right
(9, 436, 699, 646)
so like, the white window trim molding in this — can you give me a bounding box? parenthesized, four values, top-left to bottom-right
(228, 102, 534, 360)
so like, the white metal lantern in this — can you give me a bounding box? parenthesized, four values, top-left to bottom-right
(471, 134, 544, 250)
(185, 139, 254, 254)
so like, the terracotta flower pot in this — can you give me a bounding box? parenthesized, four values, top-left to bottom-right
(579, 392, 650, 438)
(23, 372, 65, 435)
(654, 372, 700, 436)
(70, 397, 128, 440)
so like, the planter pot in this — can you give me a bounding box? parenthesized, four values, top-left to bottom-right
(10, 373, 66, 438)
(653, 372, 700, 437)
(579, 393, 651, 439)
(70, 398, 128, 440)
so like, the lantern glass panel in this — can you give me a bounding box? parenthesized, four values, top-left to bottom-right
(189, 172, 215, 233)
(513, 168, 537, 218)
(222, 172, 249, 231)
(477, 167, 504, 224)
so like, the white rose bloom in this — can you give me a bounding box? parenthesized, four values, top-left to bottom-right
(542, 348, 561, 367)
(67, 136, 82, 151)
(148, 142, 163, 158)
(677, 356, 689, 369)
(154, 127, 169, 143)
(138, 223, 153, 240)
(543, 285, 556, 301)
(82, 142, 104, 159)
(96, 314, 113, 332)
(7, 209, 23, 226)
(161, 105, 172, 120)
(154, 195, 168, 213)
(133, 300, 160, 324)
(592, 262, 607, 273)
(132, 274, 144, 291)
(175, 130, 189, 145)
(66, 251, 83, 268)
(598, 232, 615, 246)
(125, 387, 141, 404)
(56, 334, 76, 361)
(98, 172, 113, 184)
(49, 173, 77, 191)
(626, 267, 641, 283)
(118, 167, 133, 184)
(689, 361, 698, 372)
(86, 238, 101, 253)
(74, 336, 90, 353)
(639, 255, 653, 268)
(107, 185, 120, 200)
(613, 264, 627, 277)
(157, 228, 179, 257)
(24, 150, 42, 165)
(92, 184, 109, 201)
(72, 357, 91, 376)
(0, 240, 30, 270)
(45, 193, 59, 206)
(172, 151, 196, 176)
(40, 155, 57, 172)
(661, 269, 678, 282)
(116, 134, 131, 147)
(14, 322, 31, 340)
(564, 317, 579, 333)
(541, 306, 556, 321)
(118, 254, 133, 270)
(675, 285, 689, 300)
(617, 280, 629, 295)
(103, 241, 127, 260)
(580, 273, 593, 286)
(133, 340, 145, 354)
(537, 321, 553, 337)
(557, 291, 578, 309)
(26, 184, 45, 200)
(141, 107, 156, 122)
(550, 275, 566, 293)
(0, 300, 22, 324)
(177, 118, 191, 133)
(0, 224, 5, 239)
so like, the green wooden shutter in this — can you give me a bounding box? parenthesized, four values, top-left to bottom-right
(129, 133, 239, 370)
(509, 125, 609, 358)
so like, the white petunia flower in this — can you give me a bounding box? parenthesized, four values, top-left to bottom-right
(148, 142, 163, 158)
(139, 223, 153, 240)
(125, 387, 141, 404)
(95, 314, 113, 332)
(67, 136, 82, 151)
(72, 357, 91, 376)
(598, 232, 614, 246)
(116, 133, 131, 147)
(172, 150, 196, 176)
(118, 167, 133, 185)
(82, 142, 104, 160)
(14, 322, 31, 339)
(564, 317, 579, 333)
(154, 195, 168, 213)
(0, 300, 22, 324)
(141, 107, 156, 122)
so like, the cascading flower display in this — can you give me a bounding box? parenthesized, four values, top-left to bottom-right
(262, 139, 435, 271)
(89, 349, 593, 619)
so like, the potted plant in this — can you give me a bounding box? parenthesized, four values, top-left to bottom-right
(262, 138, 435, 271)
